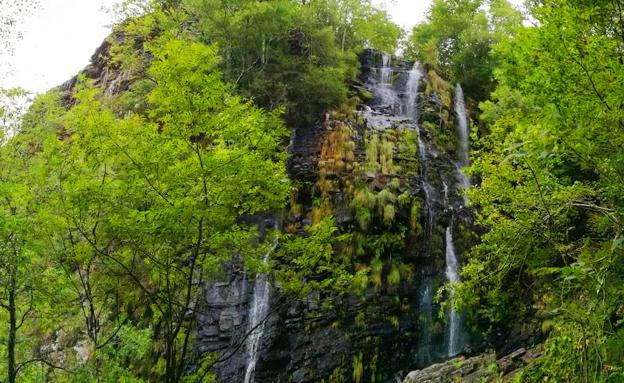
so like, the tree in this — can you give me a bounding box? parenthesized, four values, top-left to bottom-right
(0, 100, 66, 383)
(405, 0, 522, 101)
(180, 0, 401, 124)
(458, 0, 624, 379)
(39, 35, 290, 382)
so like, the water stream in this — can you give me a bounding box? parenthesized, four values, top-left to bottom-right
(243, 239, 278, 383)
(445, 226, 461, 357)
(454, 84, 470, 206)
(367, 55, 469, 363)
(404, 63, 423, 118)
(374, 53, 398, 108)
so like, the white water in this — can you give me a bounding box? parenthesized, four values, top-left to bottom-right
(380, 53, 392, 85)
(454, 84, 470, 205)
(417, 134, 435, 238)
(243, 241, 278, 383)
(416, 277, 434, 366)
(404, 63, 422, 118)
(454, 84, 470, 166)
(445, 227, 461, 357)
(410, 66, 439, 365)
(375, 53, 398, 108)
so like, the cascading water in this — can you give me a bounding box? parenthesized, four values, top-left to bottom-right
(417, 135, 433, 224)
(445, 226, 461, 357)
(404, 63, 438, 366)
(243, 240, 278, 383)
(366, 56, 468, 364)
(454, 84, 470, 167)
(454, 84, 471, 206)
(408, 64, 434, 239)
(416, 277, 433, 366)
(374, 53, 398, 109)
(404, 63, 422, 118)
(439, 84, 471, 358)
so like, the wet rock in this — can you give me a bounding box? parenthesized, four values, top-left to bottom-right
(197, 50, 479, 383)
(403, 346, 542, 383)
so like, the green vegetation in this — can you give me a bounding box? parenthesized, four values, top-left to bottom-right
(1, 34, 291, 382)
(0, 1, 404, 381)
(2, 0, 624, 381)
(447, 0, 624, 381)
(405, 0, 521, 101)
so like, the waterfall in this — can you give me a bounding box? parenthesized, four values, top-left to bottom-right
(445, 226, 461, 357)
(365, 57, 469, 364)
(416, 277, 433, 366)
(454, 84, 470, 167)
(411, 65, 438, 366)
(380, 53, 392, 85)
(417, 134, 435, 237)
(404, 63, 422, 118)
(374, 53, 398, 109)
(454, 84, 470, 205)
(243, 240, 278, 383)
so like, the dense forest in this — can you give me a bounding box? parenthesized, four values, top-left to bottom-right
(0, 0, 623, 382)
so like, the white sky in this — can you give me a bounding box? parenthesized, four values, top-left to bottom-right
(1, 0, 522, 94)
(1, 0, 118, 93)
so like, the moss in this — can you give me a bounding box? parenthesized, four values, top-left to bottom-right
(397, 191, 411, 207)
(410, 201, 423, 234)
(388, 263, 401, 285)
(380, 138, 395, 175)
(352, 352, 364, 383)
(353, 268, 369, 293)
(353, 187, 377, 210)
(370, 256, 384, 288)
(376, 189, 396, 213)
(399, 263, 414, 283)
(355, 312, 367, 328)
(358, 88, 374, 103)
(426, 69, 452, 109)
(365, 134, 380, 173)
(355, 207, 372, 230)
(388, 315, 400, 329)
(389, 177, 401, 190)
(383, 204, 396, 226)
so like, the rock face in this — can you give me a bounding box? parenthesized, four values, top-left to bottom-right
(48, 16, 492, 379)
(196, 50, 479, 382)
(64, 38, 479, 382)
(403, 347, 543, 383)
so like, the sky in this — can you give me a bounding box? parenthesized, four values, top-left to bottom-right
(0, 0, 521, 94)
(1, 0, 118, 93)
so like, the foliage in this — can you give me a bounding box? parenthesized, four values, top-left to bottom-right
(0, 32, 289, 382)
(176, 0, 402, 125)
(405, 0, 522, 101)
(457, 0, 624, 380)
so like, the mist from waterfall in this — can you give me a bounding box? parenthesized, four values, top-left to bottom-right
(445, 226, 461, 357)
(243, 240, 278, 383)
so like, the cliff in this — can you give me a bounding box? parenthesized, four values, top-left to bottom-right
(190, 50, 479, 382)
(55, 35, 479, 381)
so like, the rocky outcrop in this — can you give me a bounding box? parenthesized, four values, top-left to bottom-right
(62, 35, 480, 381)
(403, 346, 543, 383)
(195, 51, 480, 382)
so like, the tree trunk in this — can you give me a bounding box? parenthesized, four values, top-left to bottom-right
(8, 274, 17, 383)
